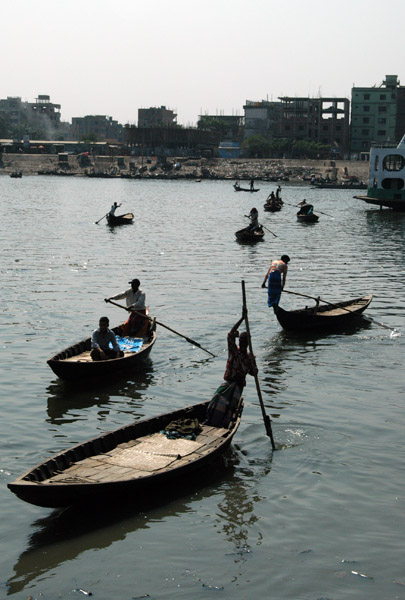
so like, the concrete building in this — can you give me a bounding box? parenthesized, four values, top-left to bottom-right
(278, 97, 350, 152)
(71, 115, 123, 143)
(138, 106, 177, 127)
(350, 75, 403, 156)
(0, 94, 61, 138)
(243, 100, 282, 139)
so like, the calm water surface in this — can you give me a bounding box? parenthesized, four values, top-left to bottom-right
(0, 176, 404, 599)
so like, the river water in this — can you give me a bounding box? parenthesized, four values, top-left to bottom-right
(0, 176, 404, 600)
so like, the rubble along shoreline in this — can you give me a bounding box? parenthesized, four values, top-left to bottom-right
(0, 154, 369, 184)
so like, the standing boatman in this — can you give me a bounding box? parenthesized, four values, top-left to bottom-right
(105, 278, 147, 335)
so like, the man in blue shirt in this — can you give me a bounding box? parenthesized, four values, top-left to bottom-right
(90, 316, 124, 361)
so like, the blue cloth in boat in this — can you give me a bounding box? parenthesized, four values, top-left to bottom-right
(109, 336, 143, 353)
(267, 270, 282, 306)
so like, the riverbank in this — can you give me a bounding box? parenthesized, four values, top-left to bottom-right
(0, 153, 369, 183)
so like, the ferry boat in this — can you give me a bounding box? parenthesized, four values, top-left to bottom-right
(355, 136, 405, 210)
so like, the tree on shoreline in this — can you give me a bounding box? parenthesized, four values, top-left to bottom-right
(242, 135, 331, 159)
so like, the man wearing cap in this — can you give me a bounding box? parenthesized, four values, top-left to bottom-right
(105, 279, 146, 336)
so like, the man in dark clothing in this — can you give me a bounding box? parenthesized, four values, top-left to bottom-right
(206, 309, 256, 427)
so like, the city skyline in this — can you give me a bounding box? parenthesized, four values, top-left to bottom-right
(2, 0, 404, 126)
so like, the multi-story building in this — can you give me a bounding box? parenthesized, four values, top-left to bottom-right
(0, 94, 61, 138)
(243, 100, 282, 139)
(28, 95, 61, 133)
(71, 115, 123, 142)
(350, 75, 403, 155)
(278, 97, 350, 152)
(138, 106, 177, 127)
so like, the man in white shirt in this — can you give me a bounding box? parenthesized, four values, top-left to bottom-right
(106, 279, 147, 336)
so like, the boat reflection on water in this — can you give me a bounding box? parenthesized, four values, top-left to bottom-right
(46, 366, 156, 423)
(6, 447, 268, 595)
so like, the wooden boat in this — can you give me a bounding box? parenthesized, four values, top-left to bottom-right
(106, 212, 134, 225)
(47, 320, 156, 381)
(312, 181, 367, 190)
(7, 398, 243, 508)
(264, 200, 282, 212)
(235, 226, 264, 242)
(273, 294, 373, 331)
(233, 184, 260, 192)
(297, 212, 319, 223)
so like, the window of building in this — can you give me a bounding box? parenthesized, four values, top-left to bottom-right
(378, 118, 386, 124)
(362, 129, 369, 135)
(285, 125, 290, 130)
(298, 125, 304, 131)
(374, 155, 379, 171)
(378, 106, 387, 113)
(380, 94, 386, 100)
(363, 106, 370, 112)
(377, 130, 386, 136)
(336, 126, 341, 131)
(364, 94, 370, 100)
(323, 125, 328, 131)
(383, 154, 405, 171)
(363, 118, 369, 124)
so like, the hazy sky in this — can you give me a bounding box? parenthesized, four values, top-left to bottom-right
(2, 0, 404, 126)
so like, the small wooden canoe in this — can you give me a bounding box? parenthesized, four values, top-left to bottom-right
(7, 398, 243, 508)
(273, 294, 373, 331)
(233, 184, 260, 192)
(106, 212, 134, 225)
(297, 212, 319, 223)
(235, 226, 264, 242)
(47, 320, 156, 381)
(264, 200, 283, 212)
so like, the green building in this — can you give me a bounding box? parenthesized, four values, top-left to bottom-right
(350, 75, 404, 157)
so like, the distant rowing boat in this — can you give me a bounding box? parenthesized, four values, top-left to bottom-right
(233, 184, 260, 192)
(235, 226, 264, 242)
(106, 212, 134, 225)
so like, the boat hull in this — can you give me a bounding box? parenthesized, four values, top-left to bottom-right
(106, 212, 134, 225)
(273, 294, 373, 331)
(235, 227, 264, 242)
(7, 400, 242, 508)
(233, 185, 260, 192)
(297, 213, 319, 223)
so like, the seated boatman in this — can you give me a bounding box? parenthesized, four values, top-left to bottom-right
(106, 278, 147, 336)
(90, 316, 124, 361)
(297, 199, 314, 215)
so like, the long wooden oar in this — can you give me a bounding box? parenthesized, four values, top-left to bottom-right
(105, 299, 216, 357)
(241, 280, 276, 449)
(95, 214, 107, 225)
(283, 289, 399, 335)
(261, 224, 278, 238)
